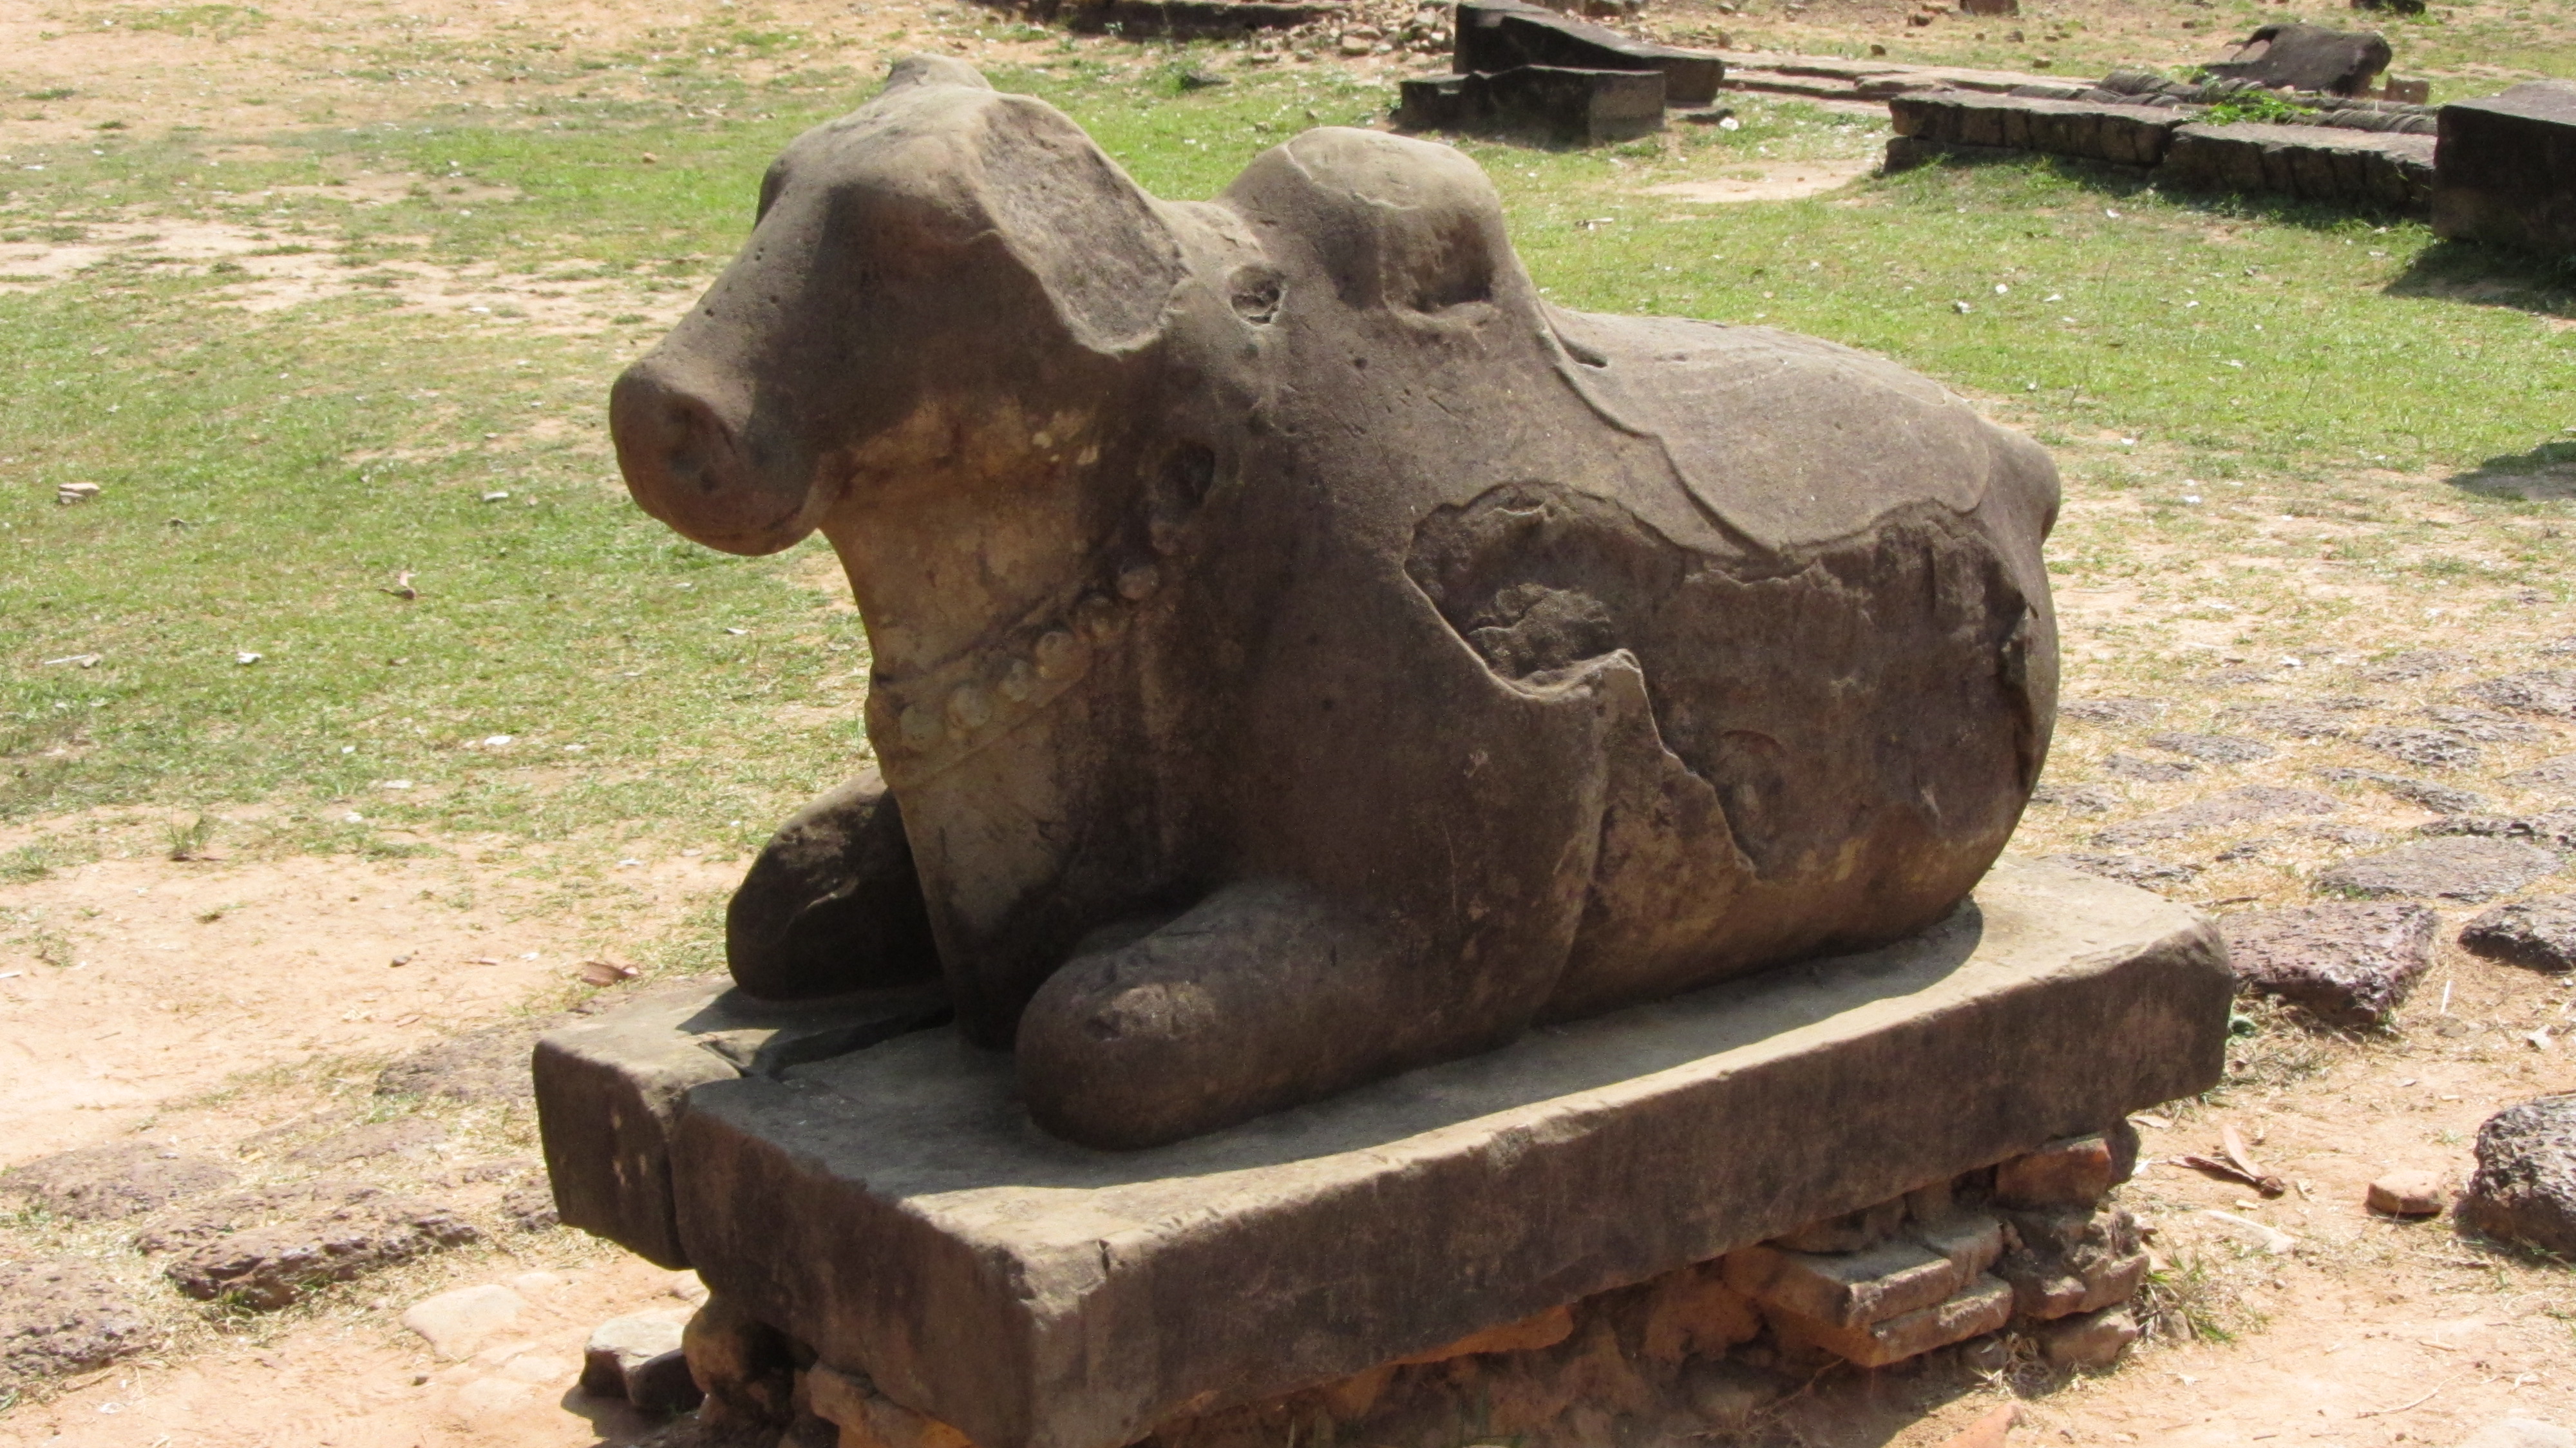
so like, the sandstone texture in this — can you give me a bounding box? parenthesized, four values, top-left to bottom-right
(727, 766, 942, 1000)
(607, 859, 2222, 1448)
(288, 1115, 446, 1166)
(2458, 896, 2576, 973)
(374, 1016, 555, 1103)
(605, 57, 2065, 1152)
(1888, 90, 2185, 166)
(0, 1257, 153, 1391)
(2456, 1093, 2576, 1257)
(2316, 838, 2561, 902)
(403, 1283, 528, 1360)
(2203, 21, 2391, 95)
(2218, 902, 2438, 1027)
(0, 1142, 236, 1221)
(2366, 1170, 2447, 1217)
(2159, 121, 2434, 209)
(2092, 785, 2336, 848)
(163, 1190, 479, 1309)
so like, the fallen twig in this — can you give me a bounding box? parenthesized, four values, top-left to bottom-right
(2356, 1380, 2447, 1418)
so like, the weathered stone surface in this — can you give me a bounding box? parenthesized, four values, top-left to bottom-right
(685, 1293, 799, 1434)
(1993, 1205, 2145, 1320)
(2318, 838, 2561, 903)
(2362, 726, 2480, 769)
(502, 1181, 561, 1231)
(1398, 64, 1666, 144)
(2436, 82, 2576, 256)
(994, 0, 1334, 39)
(164, 1193, 480, 1310)
(2425, 812, 2576, 850)
(2146, 731, 2274, 764)
(2320, 768, 2492, 815)
(2042, 853, 2201, 888)
(1765, 1274, 2014, 1368)
(1634, 1267, 1761, 1363)
(2220, 902, 2437, 1026)
(1723, 1239, 1963, 1328)
(289, 1115, 446, 1166)
(534, 978, 948, 1268)
(2204, 22, 2391, 95)
(376, 1016, 558, 1103)
(1454, 0, 1723, 104)
(629, 1346, 705, 1414)
(583, 1308, 694, 1402)
(2423, 706, 2549, 743)
(2058, 696, 2165, 726)
(1768, 1196, 1905, 1253)
(2365, 649, 2465, 681)
(634, 860, 2221, 1448)
(810, 1363, 976, 1448)
(133, 1178, 379, 1255)
(1994, 1132, 2117, 1208)
(0, 1142, 236, 1221)
(406, 1283, 529, 1360)
(1888, 90, 2185, 166)
(2030, 782, 2119, 814)
(2459, 896, 2576, 973)
(2456, 1093, 2576, 1257)
(0, 1257, 153, 1391)
(2163, 120, 2435, 209)
(2103, 753, 2195, 782)
(607, 59, 2066, 1152)
(2036, 1306, 2139, 1367)
(2366, 1169, 2448, 1217)
(2223, 701, 2354, 739)
(2505, 754, 2576, 792)
(2467, 668, 2576, 718)
(728, 768, 942, 1000)
(2092, 785, 2336, 848)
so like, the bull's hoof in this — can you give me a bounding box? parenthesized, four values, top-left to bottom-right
(726, 768, 942, 1000)
(1016, 881, 1414, 1149)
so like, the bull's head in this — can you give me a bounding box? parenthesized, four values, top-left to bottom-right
(607, 56, 1192, 560)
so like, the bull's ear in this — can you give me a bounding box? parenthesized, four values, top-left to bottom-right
(968, 97, 1186, 355)
(1222, 128, 1515, 316)
(880, 53, 996, 96)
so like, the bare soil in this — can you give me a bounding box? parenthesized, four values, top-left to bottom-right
(1, 5, 2571, 1448)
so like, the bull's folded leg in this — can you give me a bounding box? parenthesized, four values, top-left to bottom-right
(1016, 881, 1425, 1150)
(725, 766, 943, 1000)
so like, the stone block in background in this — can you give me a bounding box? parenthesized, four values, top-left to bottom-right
(1397, 64, 1665, 143)
(1886, 91, 2186, 167)
(2204, 22, 2392, 96)
(2459, 897, 2576, 973)
(533, 979, 949, 1268)
(1455, 0, 1725, 105)
(997, 0, 1338, 39)
(585, 1309, 704, 1413)
(2160, 122, 2436, 211)
(2217, 902, 2438, 1028)
(2456, 1093, 2576, 1258)
(2434, 82, 2576, 256)
(628, 859, 2220, 1448)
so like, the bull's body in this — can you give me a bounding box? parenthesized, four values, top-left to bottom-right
(611, 59, 2059, 1148)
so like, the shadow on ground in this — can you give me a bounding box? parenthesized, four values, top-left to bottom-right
(2448, 440, 2576, 500)
(2388, 239, 2576, 321)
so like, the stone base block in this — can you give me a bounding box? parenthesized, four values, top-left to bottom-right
(544, 858, 2227, 1448)
(2163, 121, 2434, 211)
(2434, 81, 2576, 253)
(1457, 0, 1725, 106)
(1396, 66, 1666, 145)
(534, 980, 949, 1268)
(1889, 91, 2186, 166)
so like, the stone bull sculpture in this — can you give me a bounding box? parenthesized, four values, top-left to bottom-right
(609, 57, 2061, 1150)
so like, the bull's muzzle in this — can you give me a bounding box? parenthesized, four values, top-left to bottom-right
(610, 361, 811, 557)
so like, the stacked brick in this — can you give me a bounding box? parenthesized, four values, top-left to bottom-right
(1723, 1129, 2146, 1372)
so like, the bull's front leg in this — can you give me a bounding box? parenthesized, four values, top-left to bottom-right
(726, 767, 943, 1000)
(1014, 651, 1647, 1148)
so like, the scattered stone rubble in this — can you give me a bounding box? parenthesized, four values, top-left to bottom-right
(665, 1129, 2154, 1448)
(2457, 1093, 2576, 1259)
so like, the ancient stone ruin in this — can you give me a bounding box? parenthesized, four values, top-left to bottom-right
(1394, 0, 1726, 143)
(540, 55, 2232, 1448)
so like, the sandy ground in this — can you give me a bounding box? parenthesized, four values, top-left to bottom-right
(1, 3, 2571, 1448)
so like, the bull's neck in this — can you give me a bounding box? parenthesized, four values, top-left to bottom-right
(822, 457, 1164, 784)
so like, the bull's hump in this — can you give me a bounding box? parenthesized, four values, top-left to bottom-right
(1544, 307, 1995, 551)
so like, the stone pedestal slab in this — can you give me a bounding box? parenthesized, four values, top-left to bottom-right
(639, 858, 2222, 1448)
(2434, 81, 2576, 254)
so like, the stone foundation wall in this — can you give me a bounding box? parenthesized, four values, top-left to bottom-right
(668, 1128, 2154, 1448)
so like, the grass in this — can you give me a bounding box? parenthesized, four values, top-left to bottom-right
(2, 43, 2575, 873)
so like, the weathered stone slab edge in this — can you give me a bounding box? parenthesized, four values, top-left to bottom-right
(670, 860, 2227, 1448)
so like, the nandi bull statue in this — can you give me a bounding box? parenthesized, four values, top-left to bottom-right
(609, 56, 2061, 1151)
